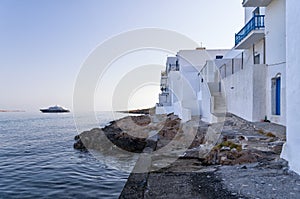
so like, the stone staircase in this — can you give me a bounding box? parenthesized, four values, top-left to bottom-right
(201, 63, 227, 124)
(211, 92, 226, 123)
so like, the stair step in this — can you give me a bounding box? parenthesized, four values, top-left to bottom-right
(211, 92, 224, 97)
(213, 107, 227, 113)
(211, 113, 226, 123)
(213, 110, 226, 113)
(215, 106, 226, 110)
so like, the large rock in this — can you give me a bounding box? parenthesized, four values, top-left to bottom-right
(73, 115, 152, 152)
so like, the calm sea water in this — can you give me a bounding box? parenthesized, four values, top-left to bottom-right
(0, 112, 134, 199)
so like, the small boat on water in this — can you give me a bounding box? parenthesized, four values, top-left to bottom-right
(40, 105, 70, 113)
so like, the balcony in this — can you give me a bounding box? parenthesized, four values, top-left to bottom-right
(242, 0, 272, 7)
(235, 15, 265, 49)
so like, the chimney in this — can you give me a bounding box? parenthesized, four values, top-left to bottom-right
(196, 47, 206, 50)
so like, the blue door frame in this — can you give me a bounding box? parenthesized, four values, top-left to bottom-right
(276, 77, 281, 115)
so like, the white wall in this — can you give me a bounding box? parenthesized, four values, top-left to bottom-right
(223, 34, 266, 122)
(177, 49, 228, 72)
(265, 63, 286, 125)
(265, 0, 286, 125)
(155, 106, 174, 115)
(158, 93, 171, 106)
(177, 50, 211, 72)
(254, 39, 265, 64)
(245, 7, 255, 23)
(225, 64, 245, 121)
(283, 0, 300, 175)
(200, 76, 213, 123)
(252, 64, 268, 121)
(206, 50, 230, 62)
(181, 71, 199, 99)
(169, 71, 181, 104)
(265, 0, 286, 65)
(181, 71, 200, 116)
(241, 39, 265, 66)
(245, 7, 266, 23)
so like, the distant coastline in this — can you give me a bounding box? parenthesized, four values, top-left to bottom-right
(0, 110, 25, 113)
(118, 107, 155, 115)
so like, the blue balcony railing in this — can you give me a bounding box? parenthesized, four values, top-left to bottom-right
(235, 15, 265, 46)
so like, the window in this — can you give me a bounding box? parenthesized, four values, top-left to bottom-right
(175, 60, 179, 71)
(241, 52, 244, 70)
(232, 59, 234, 74)
(254, 54, 260, 64)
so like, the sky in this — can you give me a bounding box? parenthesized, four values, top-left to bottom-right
(0, 0, 244, 111)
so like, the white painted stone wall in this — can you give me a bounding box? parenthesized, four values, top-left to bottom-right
(265, 0, 286, 125)
(224, 34, 266, 122)
(265, 0, 286, 65)
(253, 39, 265, 64)
(181, 71, 199, 99)
(245, 7, 265, 23)
(200, 76, 213, 123)
(245, 7, 253, 23)
(252, 64, 268, 121)
(265, 63, 286, 125)
(223, 63, 267, 122)
(283, 0, 300, 175)
(158, 93, 171, 106)
(155, 106, 174, 115)
(177, 49, 229, 72)
(177, 50, 209, 72)
(169, 71, 181, 105)
(238, 38, 265, 67)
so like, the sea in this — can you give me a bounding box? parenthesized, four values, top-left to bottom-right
(0, 111, 136, 199)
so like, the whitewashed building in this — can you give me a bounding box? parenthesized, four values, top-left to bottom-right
(156, 48, 228, 122)
(200, 49, 243, 123)
(157, 0, 287, 125)
(282, 0, 300, 175)
(156, 0, 300, 175)
(156, 57, 177, 115)
(215, 0, 286, 125)
(157, 0, 287, 124)
(235, 0, 300, 176)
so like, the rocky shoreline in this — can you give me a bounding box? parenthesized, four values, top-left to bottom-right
(74, 113, 300, 198)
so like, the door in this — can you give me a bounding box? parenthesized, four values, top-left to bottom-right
(276, 77, 281, 115)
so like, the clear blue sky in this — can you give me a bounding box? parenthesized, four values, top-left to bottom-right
(0, 0, 243, 111)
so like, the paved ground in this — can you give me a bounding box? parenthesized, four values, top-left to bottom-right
(217, 159, 300, 199)
(120, 158, 300, 199)
(119, 114, 300, 199)
(120, 158, 238, 199)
